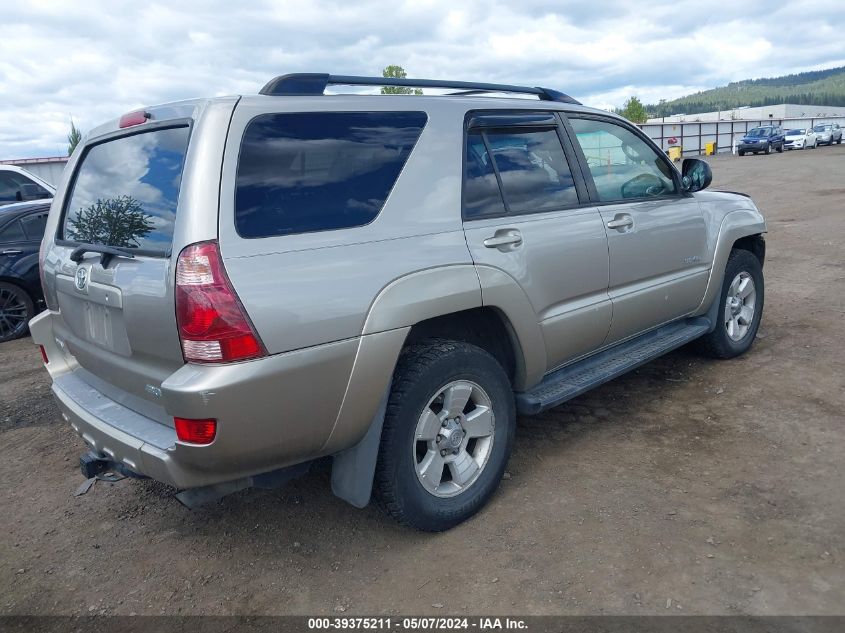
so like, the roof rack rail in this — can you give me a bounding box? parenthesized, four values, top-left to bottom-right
(258, 73, 581, 105)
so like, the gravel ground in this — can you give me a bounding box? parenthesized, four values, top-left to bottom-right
(1, 145, 843, 616)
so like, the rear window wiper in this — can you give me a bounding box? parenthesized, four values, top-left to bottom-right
(69, 244, 136, 268)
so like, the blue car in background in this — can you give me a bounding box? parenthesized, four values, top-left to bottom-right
(0, 201, 50, 342)
(737, 125, 785, 156)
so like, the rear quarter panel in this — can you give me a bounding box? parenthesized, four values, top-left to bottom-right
(218, 97, 473, 355)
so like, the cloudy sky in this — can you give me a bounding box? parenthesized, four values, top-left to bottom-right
(2, 0, 844, 158)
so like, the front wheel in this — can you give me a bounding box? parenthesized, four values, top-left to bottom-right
(738, 150, 745, 156)
(694, 249, 764, 359)
(374, 339, 515, 531)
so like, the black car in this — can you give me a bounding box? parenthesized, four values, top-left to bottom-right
(0, 201, 50, 341)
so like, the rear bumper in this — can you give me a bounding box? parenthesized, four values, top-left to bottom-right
(30, 310, 362, 489)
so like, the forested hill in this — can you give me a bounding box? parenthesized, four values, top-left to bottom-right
(648, 66, 845, 117)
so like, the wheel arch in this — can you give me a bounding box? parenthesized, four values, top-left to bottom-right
(328, 265, 541, 508)
(694, 210, 767, 317)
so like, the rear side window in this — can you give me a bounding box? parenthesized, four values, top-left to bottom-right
(0, 219, 24, 243)
(61, 126, 190, 251)
(235, 112, 427, 238)
(21, 212, 48, 240)
(464, 127, 578, 219)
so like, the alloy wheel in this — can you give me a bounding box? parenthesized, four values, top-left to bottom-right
(413, 380, 495, 498)
(0, 286, 29, 340)
(724, 271, 757, 341)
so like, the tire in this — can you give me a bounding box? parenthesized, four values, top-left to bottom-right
(694, 249, 764, 359)
(0, 281, 35, 343)
(764, 143, 771, 155)
(738, 150, 745, 156)
(776, 142, 783, 153)
(374, 339, 515, 532)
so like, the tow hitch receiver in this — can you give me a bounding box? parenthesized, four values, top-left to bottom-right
(79, 451, 145, 481)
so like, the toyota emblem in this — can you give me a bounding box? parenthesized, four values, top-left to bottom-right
(74, 266, 88, 291)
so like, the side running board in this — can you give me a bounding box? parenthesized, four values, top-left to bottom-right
(515, 318, 711, 415)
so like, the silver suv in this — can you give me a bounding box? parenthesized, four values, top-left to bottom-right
(32, 74, 766, 531)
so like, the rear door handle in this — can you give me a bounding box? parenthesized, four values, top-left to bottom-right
(606, 215, 634, 230)
(483, 231, 522, 249)
(0, 250, 22, 256)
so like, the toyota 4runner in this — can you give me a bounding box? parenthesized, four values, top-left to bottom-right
(31, 73, 766, 531)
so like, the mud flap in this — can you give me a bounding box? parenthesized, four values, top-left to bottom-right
(330, 385, 390, 508)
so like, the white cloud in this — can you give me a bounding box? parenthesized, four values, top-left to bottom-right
(1, 0, 844, 157)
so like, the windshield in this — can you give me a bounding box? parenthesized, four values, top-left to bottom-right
(61, 126, 190, 251)
(747, 128, 771, 138)
(813, 125, 830, 132)
(785, 129, 804, 135)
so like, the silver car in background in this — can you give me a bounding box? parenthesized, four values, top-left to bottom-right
(813, 123, 842, 145)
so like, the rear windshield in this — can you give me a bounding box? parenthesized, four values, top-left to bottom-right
(61, 126, 190, 251)
(235, 111, 427, 238)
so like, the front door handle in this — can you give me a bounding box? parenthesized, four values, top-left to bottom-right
(483, 231, 523, 249)
(606, 215, 634, 230)
(0, 250, 22, 256)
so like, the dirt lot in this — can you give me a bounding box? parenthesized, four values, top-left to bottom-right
(1, 146, 844, 616)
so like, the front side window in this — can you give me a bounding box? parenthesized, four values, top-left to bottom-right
(235, 111, 427, 238)
(62, 126, 190, 250)
(0, 172, 50, 203)
(464, 126, 578, 219)
(569, 118, 678, 202)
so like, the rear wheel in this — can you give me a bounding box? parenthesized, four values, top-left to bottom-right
(695, 249, 764, 359)
(374, 339, 515, 532)
(0, 282, 34, 343)
(764, 143, 771, 155)
(776, 142, 783, 153)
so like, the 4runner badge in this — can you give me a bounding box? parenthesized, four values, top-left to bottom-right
(74, 267, 88, 291)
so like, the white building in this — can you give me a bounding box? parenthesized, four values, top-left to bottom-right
(647, 103, 845, 124)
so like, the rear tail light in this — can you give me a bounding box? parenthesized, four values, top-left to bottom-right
(174, 417, 217, 444)
(39, 345, 49, 365)
(175, 241, 265, 363)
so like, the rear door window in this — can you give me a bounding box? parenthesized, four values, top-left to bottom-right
(464, 126, 579, 219)
(235, 111, 427, 239)
(61, 126, 190, 251)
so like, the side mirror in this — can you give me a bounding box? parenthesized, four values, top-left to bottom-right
(681, 158, 712, 193)
(15, 190, 23, 202)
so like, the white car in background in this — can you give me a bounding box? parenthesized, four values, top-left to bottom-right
(0, 165, 55, 206)
(783, 128, 818, 150)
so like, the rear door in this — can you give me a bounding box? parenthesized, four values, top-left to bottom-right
(461, 111, 611, 371)
(563, 114, 709, 344)
(45, 123, 193, 418)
